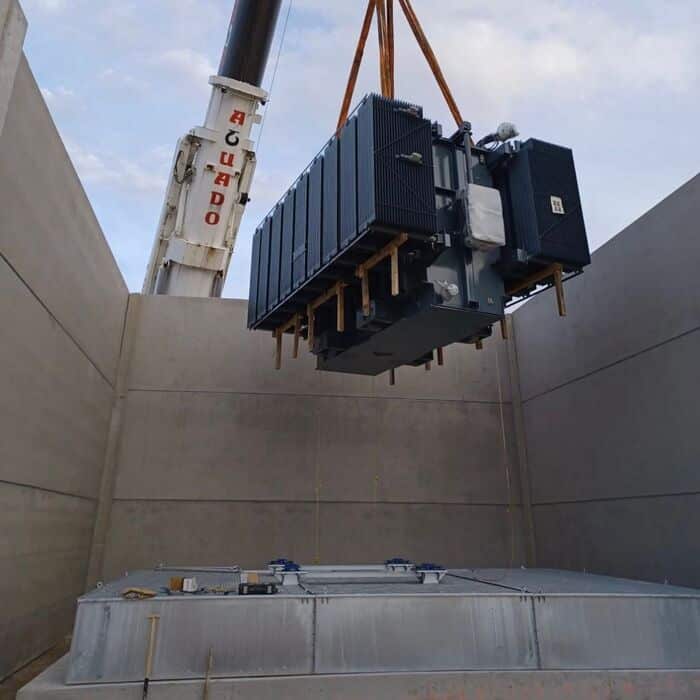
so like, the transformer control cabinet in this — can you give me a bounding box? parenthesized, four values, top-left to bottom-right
(247, 94, 590, 376)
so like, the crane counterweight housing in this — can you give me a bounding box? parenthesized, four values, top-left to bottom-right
(247, 94, 591, 376)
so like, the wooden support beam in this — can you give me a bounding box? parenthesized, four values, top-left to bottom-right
(336, 282, 345, 332)
(274, 329, 282, 370)
(553, 266, 567, 317)
(357, 233, 408, 275)
(307, 304, 315, 350)
(500, 318, 509, 340)
(389, 368, 396, 386)
(475, 339, 483, 351)
(390, 245, 400, 296)
(293, 314, 301, 358)
(506, 263, 562, 296)
(437, 347, 444, 366)
(355, 233, 408, 309)
(506, 262, 567, 317)
(360, 270, 371, 316)
(305, 280, 348, 349)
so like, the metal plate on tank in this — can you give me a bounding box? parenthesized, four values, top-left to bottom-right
(314, 594, 537, 673)
(67, 596, 313, 684)
(535, 595, 700, 670)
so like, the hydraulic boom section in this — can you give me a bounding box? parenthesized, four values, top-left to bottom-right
(143, 0, 282, 298)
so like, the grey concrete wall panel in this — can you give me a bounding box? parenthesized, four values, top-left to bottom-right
(0, 56, 128, 384)
(0, 0, 26, 136)
(533, 495, 700, 588)
(0, 483, 95, 679)
(524, 329, 700, 504)
(19, 657, 700, 700)
(101, 502, 522, 581)
(127, 296, 512, 404)
(317, 503, 523, 568)
(315, 595, 536, 673)
(513, 174, 700, 402)
(511, 174, 700, 587)
(67, 597, 314, 683)
(0, 258, 113, 498)
(0, 48, 129, 678)
(106, 292, 521, 580)
(101, 501, 317, 581)
(113, 392, 518, 505)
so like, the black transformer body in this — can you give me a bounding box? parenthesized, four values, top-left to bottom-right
(490, 139, 590, 282)
(248, 95, 590, 376)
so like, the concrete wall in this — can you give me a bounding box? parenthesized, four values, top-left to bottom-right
(512, 175, 700, 587)
(100, 295, 525, 579)
(0, 12, 129, 678)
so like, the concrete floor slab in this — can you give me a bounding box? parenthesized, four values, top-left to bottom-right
(18, 656, 700, 700)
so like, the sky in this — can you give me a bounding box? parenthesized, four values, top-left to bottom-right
(22, 0, 700, 298)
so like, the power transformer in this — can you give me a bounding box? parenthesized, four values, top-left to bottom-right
(248, 94, 590, 376)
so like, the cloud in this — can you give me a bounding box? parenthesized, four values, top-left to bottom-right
(25, 0, 69, 12)
(99, 68, 150, 95)
(152, 49, 216, 94)
(40, 85, 75, 104)
(65, 140, 168, 196)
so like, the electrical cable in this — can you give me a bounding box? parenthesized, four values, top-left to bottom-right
(256, 0, 293, 153)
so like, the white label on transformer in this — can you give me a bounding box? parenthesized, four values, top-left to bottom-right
(551, 196, 565, 215)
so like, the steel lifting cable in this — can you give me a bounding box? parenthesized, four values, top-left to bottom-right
(257, 0, 294, 152)
(338, 0, 463, 130)
(337, 0, 376, 132)
(396, 0, 464, 127)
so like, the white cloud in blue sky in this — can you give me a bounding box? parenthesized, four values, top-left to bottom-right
(22, 0, 700, 297)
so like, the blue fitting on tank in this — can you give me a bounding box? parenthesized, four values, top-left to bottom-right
(417, 563, 444, 571)
(283, 561, 301, 572)
(385, 557, 412, 565)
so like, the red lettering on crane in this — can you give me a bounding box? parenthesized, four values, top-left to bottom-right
(205, 211, 220, 226)
(210, 191, 225, 206)
(214, 172, 232, 187)
(220, 151, 235, 167)
(229, 110, 246, 126)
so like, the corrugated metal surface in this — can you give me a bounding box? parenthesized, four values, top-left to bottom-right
(307, 157, 322, 275)
(314, 595, 537, 673)
(268, 203, 282, 307)
(67, 597, 314, 683)
(247, 94, 437, 329)
(373, 97, 436, 232)
(66, 568, 700, 684)
(293, 173, 307, 288)
(248, 228, 260, 324)
(339, 116, 358, 250)
(535, 596, 700, 669)
(256, 218, 270, 317)
(321, 138, 339, 264)
(280, 192, 294, 298)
